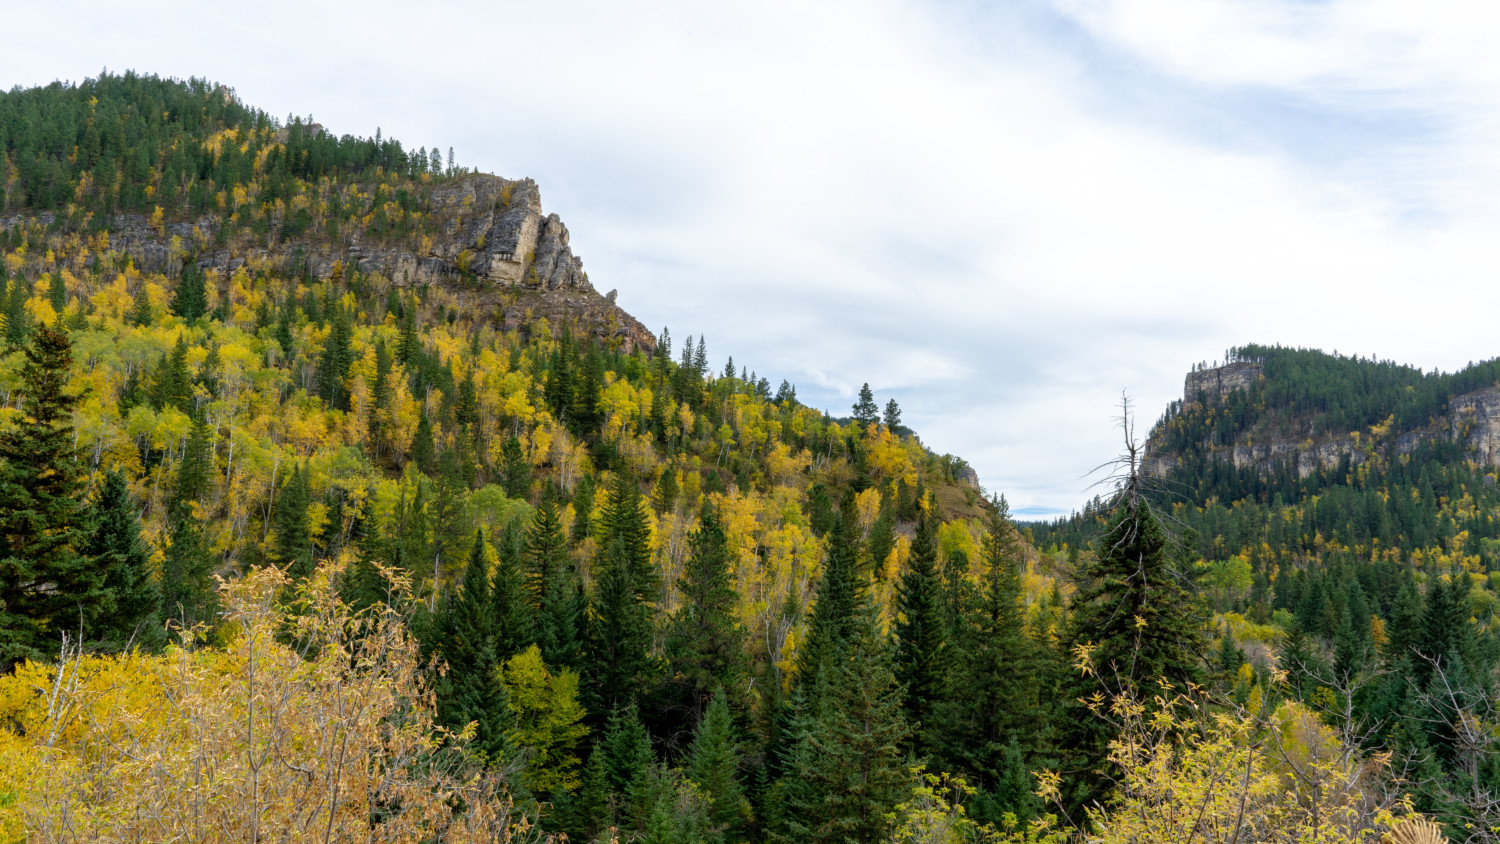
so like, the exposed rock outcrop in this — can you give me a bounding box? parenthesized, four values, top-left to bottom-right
(4, 174, 656, 353)
(1183, 361, 1263, 404)
(1149, 362, 1500, 480)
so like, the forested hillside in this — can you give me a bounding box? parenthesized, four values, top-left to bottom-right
(0, 74, 1440, 843)
(1035, 345, 1500, 838)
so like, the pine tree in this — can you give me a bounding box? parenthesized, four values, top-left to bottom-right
(0, 325, 101, 667)
(84, 470, 163, 650)
(270, 463, 313, 579)
(882, 398, 901, 431)
(687, 688, 752, 842)
(664, 504, 750, 731)
(893, 510, 947, 755)
(851, 383, 878, 427)
(170, 264, 208, 321)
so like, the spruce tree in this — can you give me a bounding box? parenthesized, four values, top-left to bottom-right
(270, 463, 313, 579)
(687, 688, 752, 842)
(173, 408, 213, 511)
(500, 435, 529, 499)
(946, 498, 1049, 824)
(2, 278, 31, 347)
(411, 413, 436, 475)
(491, 518, 535, 660)
(126, 283, 151, 329)
(664, 504, 750, 731)
(432, 529, 514, 764)
(772, 584, 909, 843)
(0, 324, 101, 667)
(1056, 456, 1207, 816)
(47, 268, 66, 315)
(368, 338, 392, 458)
(85, 470, 163, 650)
(160, 514, 215, 631)
(527, 495, 584, 671)
(893, 510, 947, 754)
(170, 263, 207, 321)
(315, 302, 354, 411)
(586, 533, 658, 718)
(149, 334, 193, 413)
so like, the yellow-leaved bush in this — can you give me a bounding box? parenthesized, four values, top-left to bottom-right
(0, 564, 552, 843)
(1035, 673, 1416, 844)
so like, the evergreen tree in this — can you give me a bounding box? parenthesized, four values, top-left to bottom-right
(170, 264, 207, 321)
(528, 495, 584, 671)
(851, 383, 878, 428)
(0, 325, 101, 667)
(3, 277, 30, 346)
(368, 338, 392, 457)
(47, 268, 66, 315)
(500, 434, 529, 499)
(159, 514, 216, 631)
(148, 334, 193, 413)
(576, 704, 655, 839)
(893, 511, 947, 756)
(663, 504, 750, 731)
(882, 398, 901, 431)
(411, 413, 436, 475)
(396, 294, 420, 366)
(942, 498, 1048, 825)
(687, 688, 752, 842)
(432, 529, 514, 764)
(1056, 461, 1208, 816)
(270, 463, 313, 579)
(491, 518, 535, 660)
(865, 507, 895, 578)
(772, 589, 909, 844)
(84, 470, 163, 650)
(126, 282, 151, 329)
(172, 408, 213, 512)
(586, 532, 659, 718)
(315, 302, 354, 411)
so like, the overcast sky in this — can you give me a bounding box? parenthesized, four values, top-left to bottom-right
(6, 0, 1500, 518)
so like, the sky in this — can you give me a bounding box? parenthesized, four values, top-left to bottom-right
(6, 0, 1500, 518)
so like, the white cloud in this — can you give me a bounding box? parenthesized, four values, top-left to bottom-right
(5, 0, 1500, 516)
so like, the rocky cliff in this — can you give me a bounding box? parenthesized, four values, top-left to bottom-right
(1147, 361, 1500, 480)
(4, 174, 656, 353)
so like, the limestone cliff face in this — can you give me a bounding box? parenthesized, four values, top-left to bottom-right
(1148, 362, 1500, 480)
(1184, 362, 1263, 405)
(8, 174, 657, 353)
